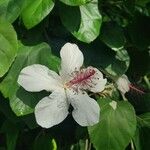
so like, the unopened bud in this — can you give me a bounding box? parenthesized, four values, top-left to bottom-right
(116, 74, 130, 94)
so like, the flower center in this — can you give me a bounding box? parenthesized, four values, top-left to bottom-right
(65, 67, 96, 91)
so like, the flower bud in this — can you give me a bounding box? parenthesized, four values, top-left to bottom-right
(116, 74, 130, 94)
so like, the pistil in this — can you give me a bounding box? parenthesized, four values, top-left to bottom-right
(66, 67, 96, 90)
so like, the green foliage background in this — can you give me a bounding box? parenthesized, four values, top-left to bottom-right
(0, 0, 150, 150)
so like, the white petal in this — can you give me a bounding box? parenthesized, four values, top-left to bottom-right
(18, 64, 62, 92)
(60, 43, 84, 81)
(88, 67, 107, 93)
(68, 90, 100, 126)
(116, 74, 130, 94)
(35, 90, 69, 128)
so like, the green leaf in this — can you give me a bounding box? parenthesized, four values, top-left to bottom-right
(88, 98, 136, 150)
(0, 19, 18, 77)
(127, 14, 150, 51)
(100, 22, 126, 51)
(0, 94, 19, 123)
(60, 0, 102, 43)
(137, 113, 150, 128)
(0, 0, 25, 23)
(135, 0, 150, 7)
(127, 50, 150, 79)
(106, 48, 130, 77)
(33, 133, 57, 150)
(133, 128, 141, 150)
(21, 114, 38, 129)
(80, 39, 130, 77)
(1, 120, 19, 150)
(60, 0, 89, 6)
(0, 42, 60, 116)
(21, 0, 55, 29)
(133, 120, 150, 150)
(127, 93, 150, 114)
(70, 140, 86, 150)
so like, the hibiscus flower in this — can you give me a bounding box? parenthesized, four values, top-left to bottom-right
(18, 43, 107, 128)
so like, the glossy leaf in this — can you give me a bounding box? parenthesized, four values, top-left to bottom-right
(21, 0, 55, 29)
(0, 43, 60, 116)
(60, 0, 102, 43)
(80, 39, 130, 77)
(88, 98, 136, 150)
(100, 22, 126, 51)
(0, 19, 18, 77)
(0, 0, 25, 23)
(60, 0, 89, 6)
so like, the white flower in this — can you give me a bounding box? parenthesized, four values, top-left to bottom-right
(18, 43, 107, 128)
(116, 74, 130, 95)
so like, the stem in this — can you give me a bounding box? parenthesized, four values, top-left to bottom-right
(85, 139, 91, 150)
(121, 93, 128, 101)
(88, 142, 92, 150)
(85, 139, 88, 150)
(131, 140, 135, 150)
(34, 129, 45, 142)
(144, 75, 150, 90)
(52, 139, 57, 150)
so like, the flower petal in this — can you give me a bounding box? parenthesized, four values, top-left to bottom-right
(60, 43, 84, 81)
(35, 90, 69, 128)
(18, 64, 62, 92)
(88, 67, 107, 93)
(68, 90, 100, 126)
